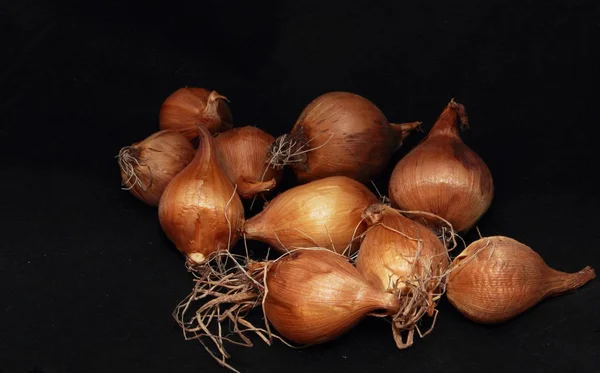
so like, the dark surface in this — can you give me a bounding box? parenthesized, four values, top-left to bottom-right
(2, 0, 599, 372)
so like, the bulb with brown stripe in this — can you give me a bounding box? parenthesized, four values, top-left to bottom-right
(264, 249, 401, 345)
(447, 236, 595, 324)
(389, 100, 493, 234)
(267, 91, 421, 184)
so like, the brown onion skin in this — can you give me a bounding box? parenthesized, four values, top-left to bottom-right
(159, 87, 233, 140)
(277, 92, 419, 184)
(447, 236, 595, 324)
(241, 176, 379, 254)
(158, 125, 244, 265)
(214, 126, 283, 199)
(264, 249, 400, 345)
(389, 101, 493, 234)
(356, 204, 449, 294)
(118, 130, 194, 206)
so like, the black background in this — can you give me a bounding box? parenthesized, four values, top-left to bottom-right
(2, 0, 599, 372)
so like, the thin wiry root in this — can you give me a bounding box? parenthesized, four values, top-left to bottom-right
(176, 248, 339, 371)
(249, 163, 275, 211)
(173, 252, 270, 372)
(267, 129, 333, 170)
(116, 146, 151, 191)
(369, 181, 391, 206)
(397, 209, 460, 253)
(389, 259, 445, 349)
(373, 208, 458, 349)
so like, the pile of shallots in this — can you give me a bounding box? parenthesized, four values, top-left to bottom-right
(118, 88, 595, 372)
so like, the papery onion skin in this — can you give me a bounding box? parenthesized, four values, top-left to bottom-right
(264, 249, 400, 345)
(269, 91, 420, 184)
(118, 130, 194, 206)
(356, 204, 449, 294)
(447, 236, 595, 324)
(159, 87, 233, 140)
(241, 176, 379, 254)
(158, 125, 244, 265)
(389, 100, 493, 234)
(214, 126, 283, 199)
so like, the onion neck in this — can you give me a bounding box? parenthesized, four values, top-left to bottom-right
(390, 121, 422, 150)
(238, 177, 277, 198)
(190, 125, 216, 176)
(240, 215, 262, 240)
(379, 292, 402, 314)
(428, 100, 469, 138)
(361, 203, 388, 226)
(545, 266, 596, 297)
(200, 90, 232, 129)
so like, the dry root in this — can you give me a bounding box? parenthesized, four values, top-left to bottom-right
(116, 146, 151, 191)
(367, 207, 460, 349)
(389, 254, 446, 349)
(173, 252, 270, 373)
(267, 127, 333, 171)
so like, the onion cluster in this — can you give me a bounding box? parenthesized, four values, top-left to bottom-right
(116, 90, 595, 372)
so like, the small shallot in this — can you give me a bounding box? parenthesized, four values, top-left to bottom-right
(447, 236, 595, 324)
(268, 91, 421, 183)
(174, 249, 400, 371)
(214, 126, 283, 199)
(389, 100, 493, 234)
(159, 87, 233, 139)
(241, 176, 379, 253)
(355, 204, 450, 348)
(117, 130, 194, 206)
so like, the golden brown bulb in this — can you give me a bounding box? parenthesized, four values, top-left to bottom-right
(264, 249, 400, 345)
(356, 204, 449, 295)
(447, 236, 595, 324)
(214, 126, 283, 199)
(159, 87, 233, 140)
(389, 100, 493, 234)
(241, 176, 379, 254)
(158, 125, 244, 265)
(268, 91, 421, 184)
(117, 130, 194, 206)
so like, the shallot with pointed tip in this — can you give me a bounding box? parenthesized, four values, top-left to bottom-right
(267, 91, 421, 184)
(159, 87, 233, 139)
(241, 176, 379, 254)
(158, 125, 244, 265)
(389, 100, 493, 234)
(264, 249, 401, 345)
(214, 126, 283, 199)
(447, 236, 595, 324)
(174, 249, 401, 371)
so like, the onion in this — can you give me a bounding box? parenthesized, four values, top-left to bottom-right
(447, 236, 595, 324)
(263, 249, 399, 345)
(355, 204, 450, 348)
(117, 130, 194, 206)
(158, 125, 244, 265)
(214, 126, 283, 199)
(159, 87, 233, 140)
(389, 100, 494, 234)
(267, 91, 421, 183)
(241, 176, 379, 253)
(175, 249, 401, 371)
